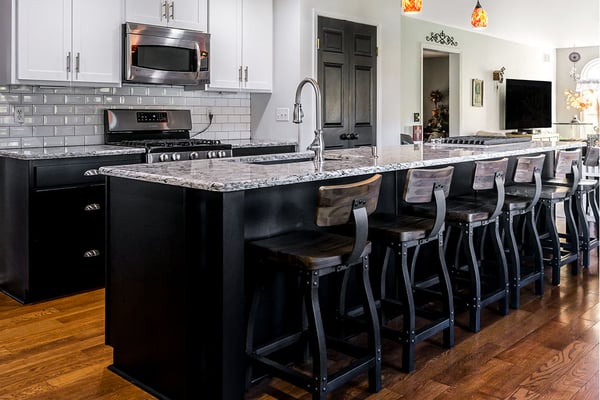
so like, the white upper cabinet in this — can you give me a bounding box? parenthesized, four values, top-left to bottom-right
(208, 0, 272, 92)
(16, 0, 122, 85)
(125, 0, 208, 31)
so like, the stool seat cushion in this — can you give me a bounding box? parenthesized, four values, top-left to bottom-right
(544, 177, 599, 190)
(505, 183, 571, 200)
(445, 199, 490, 222)
(368, 213, 435, 242)
(247, 230, 371, 271)
(465, 192, 529, 211)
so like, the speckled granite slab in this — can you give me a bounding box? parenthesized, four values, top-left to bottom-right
(99, 141, 585, 192)
(0, 145, 146, 160)
(222, 139, 298, 148)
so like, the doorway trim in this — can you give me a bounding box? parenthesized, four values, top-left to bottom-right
(420, 43, 462, 136)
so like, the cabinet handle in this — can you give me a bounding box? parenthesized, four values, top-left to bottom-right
(161, 0, 168, 21)
(83, 169, 99, 176)
(75, 52, 80, 77)
(169, 1, 175, 20)
(244, 66, 248, 82)
(84, 203, 101, 211)
(83, 249, 100, 258)
(66, 51, 71, 76)
(238, 66, 243, 82)
(340, 133, 348, 140)
(349, 133, 359, 140)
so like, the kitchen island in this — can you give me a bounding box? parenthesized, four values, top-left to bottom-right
(99, 140, 584, 400)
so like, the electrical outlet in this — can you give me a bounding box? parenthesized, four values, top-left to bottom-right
(413, 112, 421, 123)
(14, 106, 25, 124)
(276, 107, 289, 122)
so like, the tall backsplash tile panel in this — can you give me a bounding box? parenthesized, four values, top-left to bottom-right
(0, 85, 251, 148)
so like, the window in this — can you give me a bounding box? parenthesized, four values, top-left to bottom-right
(578, 58, 600, 127)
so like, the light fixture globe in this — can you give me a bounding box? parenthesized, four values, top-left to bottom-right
(402, 0, 422, 14)
(471, 0, 488, 28)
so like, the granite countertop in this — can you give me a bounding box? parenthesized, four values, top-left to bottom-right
(99, 140, 585, 192)
(221, 138, 298, 148)
(0, 145, 146, 160)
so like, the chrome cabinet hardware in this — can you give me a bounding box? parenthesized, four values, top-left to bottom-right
(75, 52, 80, 77)
(66, 52, 71, 75)
(244, 66, 248, 82)
(83, 249, 100, 258)
(83, 169, 99, 176)
(162, 0, 169, 21)
(238, 66, 243, 82)
(84, 203, 101, 211)
(169, 1, 175, 20)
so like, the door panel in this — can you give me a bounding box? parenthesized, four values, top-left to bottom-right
(318, 16, 376, 149)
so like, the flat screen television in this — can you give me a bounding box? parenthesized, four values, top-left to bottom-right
(504, 78, 552, 132)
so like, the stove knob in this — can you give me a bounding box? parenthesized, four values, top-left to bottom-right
(171, 153, 181, 161)
(189, 151, 200, 160)
(207, 151, 215, 159)
(159, 153, 170, 162)
(218, 151, 227, 158)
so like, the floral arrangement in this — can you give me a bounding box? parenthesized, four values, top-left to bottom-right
(564, 89, 595, 111)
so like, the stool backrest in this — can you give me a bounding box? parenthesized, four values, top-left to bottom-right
(316, 174, 382, 227)
(513, 154, 546, 183)
(554, 149, 581, 178)
(584, 146, 599, 167)
(403, 166, 454, 204)
(472, 158, 508, 190)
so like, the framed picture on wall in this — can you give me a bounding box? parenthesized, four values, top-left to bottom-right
(472, 79, 483, 107)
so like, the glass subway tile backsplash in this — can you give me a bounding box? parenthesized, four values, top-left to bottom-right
(0, 85, 251, 148)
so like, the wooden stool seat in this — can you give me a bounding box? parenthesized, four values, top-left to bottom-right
(366, 166, 455, 373)
(245, 174, 383, 400)
(368, 213, 435, 242)
(248, 230, 371, 270)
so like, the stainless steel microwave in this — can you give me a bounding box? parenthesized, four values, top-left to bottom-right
(123, 22, 210, 86)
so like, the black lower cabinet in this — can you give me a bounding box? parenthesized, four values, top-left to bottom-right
(0, 154, 142, 303)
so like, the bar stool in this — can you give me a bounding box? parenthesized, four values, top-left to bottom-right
(545, 147, 599, 267)
(366, 166, 455, 373)
(245, 174, 382, 400)
(494, 154, 546, 309)
(509, 149, 581, 285)
(443, 158, 510, 333)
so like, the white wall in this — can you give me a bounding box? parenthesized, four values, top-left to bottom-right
(253, 1, 558, 149)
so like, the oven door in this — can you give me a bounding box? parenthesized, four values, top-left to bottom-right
(124, 23, 209, 86)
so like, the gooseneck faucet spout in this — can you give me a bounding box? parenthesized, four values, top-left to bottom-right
(293, 77, 324, 164)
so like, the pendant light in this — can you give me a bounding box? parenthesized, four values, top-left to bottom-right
(402, 0, 422, 14)
(471, 0, 488, 28)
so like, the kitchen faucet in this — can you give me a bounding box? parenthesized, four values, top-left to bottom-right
(293, 77, 324, 164)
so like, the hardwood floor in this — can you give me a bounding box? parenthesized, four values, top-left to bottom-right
(0, 250, 597, 399)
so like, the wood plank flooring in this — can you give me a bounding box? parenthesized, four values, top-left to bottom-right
(0, 251, 597, 399)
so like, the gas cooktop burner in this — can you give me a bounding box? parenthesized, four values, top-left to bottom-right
(118, 138, 223, 148)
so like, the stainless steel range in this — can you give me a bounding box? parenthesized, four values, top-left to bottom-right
(103, 109, 232, 163)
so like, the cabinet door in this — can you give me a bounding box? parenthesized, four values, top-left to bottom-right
(125, 0, 169, 26)
(169, 0, 208, 31)
(30, 185, 105, 301)
(241, 0, 272, 92)
(125, 0, 207, 31)
(207, 0, 242, 91)
(72, 0, 122, 85)
(17, 0, 72, 82)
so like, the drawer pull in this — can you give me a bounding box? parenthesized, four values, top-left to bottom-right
(84, 203, 101, 211)
(83, 169, 99, 176)
(83, 249, 100, 258)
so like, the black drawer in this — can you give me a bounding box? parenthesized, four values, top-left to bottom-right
(33, 155, 143, 189)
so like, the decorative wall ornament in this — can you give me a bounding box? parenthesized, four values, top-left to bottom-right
(425, 30, 458, 46)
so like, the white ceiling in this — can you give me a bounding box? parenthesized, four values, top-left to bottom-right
(406, 0, 600, 49)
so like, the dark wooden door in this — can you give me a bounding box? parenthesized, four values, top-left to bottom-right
(318, 16, 377, 149)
